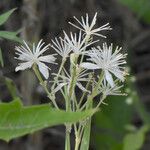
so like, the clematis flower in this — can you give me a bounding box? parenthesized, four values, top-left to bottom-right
(15, 40, 57, 79)
(53, 69, 91, 93)
(97, 79, 124, 96)
(63, 31, 98, 55)
(69, 13, 111, 38)
(80, 43, 127, 87)
(51, 37, 72, 58)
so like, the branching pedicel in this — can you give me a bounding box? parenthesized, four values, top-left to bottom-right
(15, 13, 127, 150)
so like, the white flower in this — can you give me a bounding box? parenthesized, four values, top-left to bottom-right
(15, 40, 57, 79)
(97, 79, 124, 96)
(80, 43, 127, 87)
(63, 31, 98, 55)
(69, 13, 111, 38)
(53, 69, 91, 93)
(51, 37, 71, 58)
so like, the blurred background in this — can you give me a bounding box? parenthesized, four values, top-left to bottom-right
(0, 0, 150, 149)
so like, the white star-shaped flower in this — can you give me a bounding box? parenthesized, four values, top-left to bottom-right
(63, 31, 98, 55)
(51, 37, 72, 58)
(80, 43, 127, 87)
(97, 79, 124, 96)
(15, 40, 57, 79)
(53, 69, 91, 93)
(69, 13, 111, 38)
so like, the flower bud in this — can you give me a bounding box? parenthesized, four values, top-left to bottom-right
(70, 53, 79, 65)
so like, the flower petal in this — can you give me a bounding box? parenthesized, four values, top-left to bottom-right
(80, 62, 99, 70)
(37, 62, 49, 79)
(110, 69, 124, 82)
(53, 83, 68, 93)
(76, 82, 91, 93)
(38, 55, 56, 64)
(15, 61, 33, 72)
(105, 70, 114, 87)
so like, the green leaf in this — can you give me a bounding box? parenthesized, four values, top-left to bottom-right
(93, 97, 133, 150)
(118, 0, 150, 23)
(0, 8, 16, 26)
(0, 48, 4, 67)
(123, 125, 149, 150)
(0, 99, 95, 142)
(0, 31, 22, 43)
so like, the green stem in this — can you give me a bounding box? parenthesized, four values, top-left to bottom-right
(79, 35, 90, 64)
(74, 126, 80, 150)
(65, 127, 71, 150)
(51, 58, 66, 91)
(75, 123, 85, 150)
(68, 56, 78, 111)
(95, 95, 106, 110)
(85, 71, 104, 110)
(80, 111, 92, 150)
(80, 71, 104, 150)
(69, 67, 76, 99)
(75, 137, 80, 150)
(33, 64, 59, 109)
(78, 73, 93, 109)
(65, 57, 79, 150)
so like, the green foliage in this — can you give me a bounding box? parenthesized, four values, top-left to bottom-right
(93, 96, 133, 150)
(123, 125, 149, 150)
(93, 75, 136, 150)
(0, 31, 22, 43)
(0, 48, 4, 67)
(119, 0, 150, 23)
(0, 99, 96, 142)
(93, 74, 150, 150)
(0, 8, 22, 43)
(0, 8, 16, 26)
(0, 8, 22, 69)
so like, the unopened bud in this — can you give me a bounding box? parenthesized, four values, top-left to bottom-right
(70, 53, 79, 65)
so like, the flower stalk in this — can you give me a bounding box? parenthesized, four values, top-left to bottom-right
(33, 64, 59, 109)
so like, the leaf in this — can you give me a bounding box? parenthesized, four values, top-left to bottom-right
(0, 31, 22, 43)
(118, 0, 150, 23)
(0, 8, 16, 26)
(123, 125, 149, 150)
(0, 48, 4, 67)
(0, 99, 96, 142)
(93, 97, 133, 150)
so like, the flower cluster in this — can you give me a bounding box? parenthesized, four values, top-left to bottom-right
(15, 13, 127, 107)
(14, 13, 127, 149)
